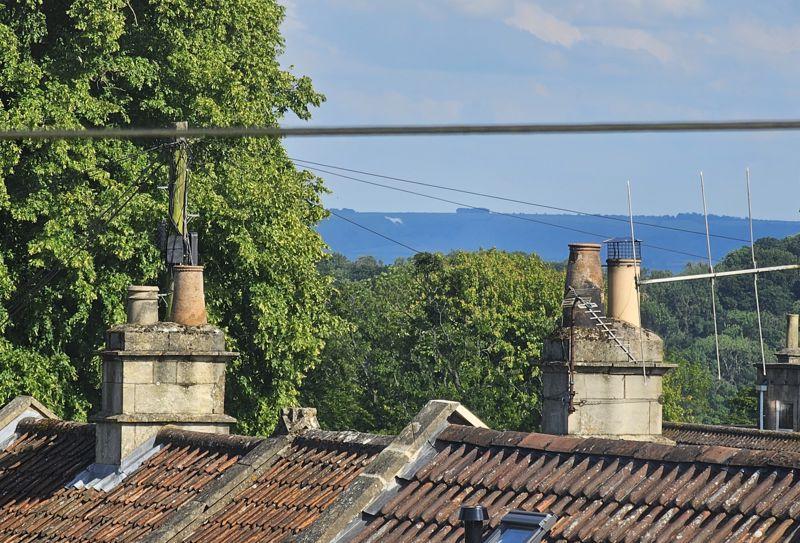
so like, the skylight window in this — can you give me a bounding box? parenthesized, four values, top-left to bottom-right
(485, 511, 557, 543)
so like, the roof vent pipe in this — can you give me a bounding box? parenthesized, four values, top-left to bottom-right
(126, 286, 159, 325)
(459, 505, 489, 543)
(787, 314, 799, 349)
(170, 265, 208, 326)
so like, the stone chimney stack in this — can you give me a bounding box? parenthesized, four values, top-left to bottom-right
(93, 270, 236, 467)
(757, 314, 800, 431)
(539, 242, 674, 442)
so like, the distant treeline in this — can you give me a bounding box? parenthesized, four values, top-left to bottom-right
(303, 235, 800, 432)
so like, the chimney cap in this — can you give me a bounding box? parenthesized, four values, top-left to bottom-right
(568, 242, 602, 251)
(459, 505, 489, 522)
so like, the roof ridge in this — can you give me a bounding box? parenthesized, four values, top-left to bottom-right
(439, 424, 800, 470)
(15, 417, 94, 437)
(663, 421, 800, 440)
(155, 427, 263, 455)
(296, 429, 394, 450)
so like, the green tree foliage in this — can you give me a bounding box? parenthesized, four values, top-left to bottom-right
(302, 250, 564, 433)
(0, 0, 329, 433)
(645, 235, 800, 426)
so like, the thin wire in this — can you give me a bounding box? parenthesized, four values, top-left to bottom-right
(8, 119, 800, 140)
(700, 172, 723, 380)
(747, 168, 767, 376)
(292, 157, 751, 244)
(306, 164, 710, 260)
(326, 209, 421, 254)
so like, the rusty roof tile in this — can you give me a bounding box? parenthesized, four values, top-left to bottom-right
(185, 430, 387, 542)
(0, 420, 251, 542)
(347, 425, 800, 542)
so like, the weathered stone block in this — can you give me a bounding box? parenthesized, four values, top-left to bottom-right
(104, 360, 122, 384)
(121, 384, 135, 413)
(623, 374, 663, 400)
(649, 402, 663, 434)
(573, 373, 624, 402)
(154, 361, 177, 384)
(122, 361, 153, 384)
(168, 326, 226, 352)
(576, 400, 651, 436)
(176, 361, 226, 385)
(95, 423, 122, 465)
(134, 384, 216, 414)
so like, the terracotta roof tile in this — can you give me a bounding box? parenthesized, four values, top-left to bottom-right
(664, 421, 800, 453)
(185, 430, 389, 543)
(347, 425, 800, 542)
(0, 419, 255, 542)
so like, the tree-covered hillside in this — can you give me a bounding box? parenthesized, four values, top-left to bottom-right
(644, 235, 800, 425)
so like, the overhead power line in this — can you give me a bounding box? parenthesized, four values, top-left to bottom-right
(7, 119, 800, 140)
(327, 209, 420, 254)
(292, 158, 751, 244)
(304, 164, 708, 261)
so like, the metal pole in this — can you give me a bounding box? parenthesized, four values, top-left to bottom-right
(747, 168, 767, 376)
(701, 172, 722, 380)
(638, 264, 800, 285)
(166, 121, 188, 318)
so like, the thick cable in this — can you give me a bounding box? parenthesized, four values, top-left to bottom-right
(8, 119, 800, 140)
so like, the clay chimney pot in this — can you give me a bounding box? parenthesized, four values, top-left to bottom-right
(171, 265, 208, 326)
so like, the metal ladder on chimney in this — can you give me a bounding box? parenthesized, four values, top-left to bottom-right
(563, 287, 638, 363)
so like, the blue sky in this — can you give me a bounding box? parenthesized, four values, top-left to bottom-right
(280, 1, 800, 220)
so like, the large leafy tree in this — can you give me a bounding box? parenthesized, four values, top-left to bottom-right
(303, 250, 564, 433)
(0, 0, 329, 433)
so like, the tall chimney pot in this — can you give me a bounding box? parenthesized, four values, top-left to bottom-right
(787, 314, 799, 349)
(606, 258, 641, 327)
(171, 265, 208, 326)
(126, 286, 159, 325)
(564, 243, 603, 326)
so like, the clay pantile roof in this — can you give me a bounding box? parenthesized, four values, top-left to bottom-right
(186, 429, 391, 543)
(346, 425, 800, 543)
(0, 418, 257, 542)
(664, 421, 800, 453)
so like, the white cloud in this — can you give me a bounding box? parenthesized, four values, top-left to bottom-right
(500, 2, 674, 62)
(586, 26, 673, 62)
(505, 2, 583, 47)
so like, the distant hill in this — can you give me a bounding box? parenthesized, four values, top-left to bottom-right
(318, 209, 800, 272)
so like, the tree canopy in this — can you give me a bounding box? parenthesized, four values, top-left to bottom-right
(302, 250, 564, 433)
(0, 0, 329, 434)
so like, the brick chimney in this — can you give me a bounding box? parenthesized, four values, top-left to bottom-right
(92, 269, 236, 467)
(538, 242, 674, 442)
